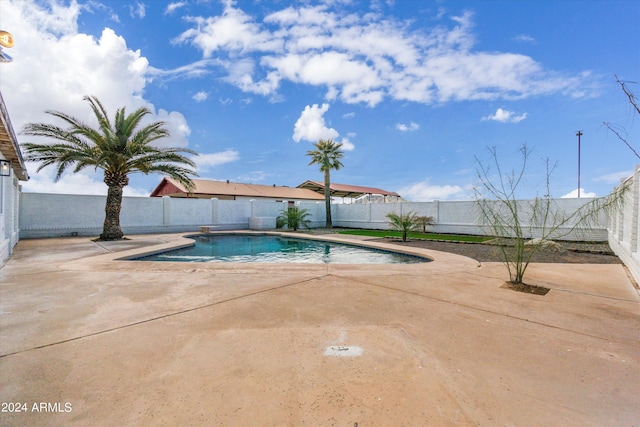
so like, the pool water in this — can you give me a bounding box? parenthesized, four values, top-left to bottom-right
(135, 234, 429, 264)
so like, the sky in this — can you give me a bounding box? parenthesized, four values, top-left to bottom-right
(0, 0, 638, 201)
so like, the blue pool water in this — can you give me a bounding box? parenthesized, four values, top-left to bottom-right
(135, 234, 429, 264)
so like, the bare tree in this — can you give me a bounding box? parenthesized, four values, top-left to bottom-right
(475, 144, 628, 286)
(603, 75, 639, 159)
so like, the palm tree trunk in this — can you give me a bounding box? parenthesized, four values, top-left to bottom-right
(100, 184, 125, 240)
(324, 169, 332, 228)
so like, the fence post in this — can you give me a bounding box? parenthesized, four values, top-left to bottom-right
(630, 165, 639, 251)
(162, 196, 171, 226)
(211, 198, 219, 225)
(610, 192, 619, 238)
(617, 179, 625, 241)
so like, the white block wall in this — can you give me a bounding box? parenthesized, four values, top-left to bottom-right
(608, 165, 640, 284)
(333, 198, 607, 241)
(19, 193, 609, 242)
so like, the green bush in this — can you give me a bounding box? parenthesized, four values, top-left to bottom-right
(277, 206, 311, 231)
(386, 211, 418, 242)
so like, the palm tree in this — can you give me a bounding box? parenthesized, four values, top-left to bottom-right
(277, 206, 311, 231)
(386, 211, 418, 242)
(306, 138, 344, 228)
(22, 95, 198, 241)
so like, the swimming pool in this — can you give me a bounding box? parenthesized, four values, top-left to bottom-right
(134, 234, 430, 264)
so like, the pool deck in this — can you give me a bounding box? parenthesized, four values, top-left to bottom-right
(1, 232, 639, 426)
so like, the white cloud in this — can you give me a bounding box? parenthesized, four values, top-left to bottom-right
(174, 4, 590, 106)
(152, 109, 190, 148)
(173, 4, 280, 57)
(21, 169, 149, 197)
(561, 188, 597, 198)
(235, 171, 272, 183)
(193, 91, 209, 102)
(292, 103, 355, 150)
(165, 2, 187, 15)
(82, 1, 120, 23)
(196, 150, 240, 172)
(0, 0, 194, 195)
(398, 180, 467, 201)
(292, 103, 339, 143)
(149, 58, 217, 79)
(594, 170, 633, 184)
(1, 2, 190, 143)
(129, 2, 146, 19)
(514, 34, 536, 44)
(482, 108, 528, 123)
(338, 137, 355, 151)
(396, 122, 419, 132)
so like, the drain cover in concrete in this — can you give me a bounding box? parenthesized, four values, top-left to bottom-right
(324, 346, 363, 357)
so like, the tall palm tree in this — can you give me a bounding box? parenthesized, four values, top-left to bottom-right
(306, 138, 344, 228)
(22, 95, 198, 241)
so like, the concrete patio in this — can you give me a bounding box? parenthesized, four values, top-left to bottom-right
(1, 233, 638, 426)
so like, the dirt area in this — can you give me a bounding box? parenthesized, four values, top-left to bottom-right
(379, 238, 622, 264)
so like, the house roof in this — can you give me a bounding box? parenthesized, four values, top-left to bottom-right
(297, 180, 401, 199)
(150, 178, 326, 200)
(0, 91, 29, 181)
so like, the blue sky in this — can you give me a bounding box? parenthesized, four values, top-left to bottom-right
(1, 0, 638, 200)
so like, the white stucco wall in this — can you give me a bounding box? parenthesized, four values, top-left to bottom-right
(332, 198, 607, 241)
(608, 165, 640, 284)
(19, 193, 610, 242)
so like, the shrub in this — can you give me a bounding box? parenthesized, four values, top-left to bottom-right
(414, 215, 435, 233)
(386, 211, 418, 242)
(277, 206, 311, 231)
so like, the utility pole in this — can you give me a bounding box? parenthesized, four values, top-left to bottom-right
(576, 131, 583, 198)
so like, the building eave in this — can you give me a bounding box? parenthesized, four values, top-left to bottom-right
(297, 180, 401, 199)
(0, 91, 29, 181)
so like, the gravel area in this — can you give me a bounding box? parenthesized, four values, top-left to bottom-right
(303, 229, 621, 264)
(381, 239, 622, 264)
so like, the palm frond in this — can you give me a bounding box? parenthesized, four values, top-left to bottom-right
(306, 138, 344, 171)
(22, 95, 198, 185)
(83, 95, 111, 130)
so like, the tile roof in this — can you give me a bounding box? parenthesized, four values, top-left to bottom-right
(151, 178, 325, 200)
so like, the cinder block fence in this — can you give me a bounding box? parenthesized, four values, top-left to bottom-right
(20, 193, 608, 241)
(608, 165, 640, 283)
